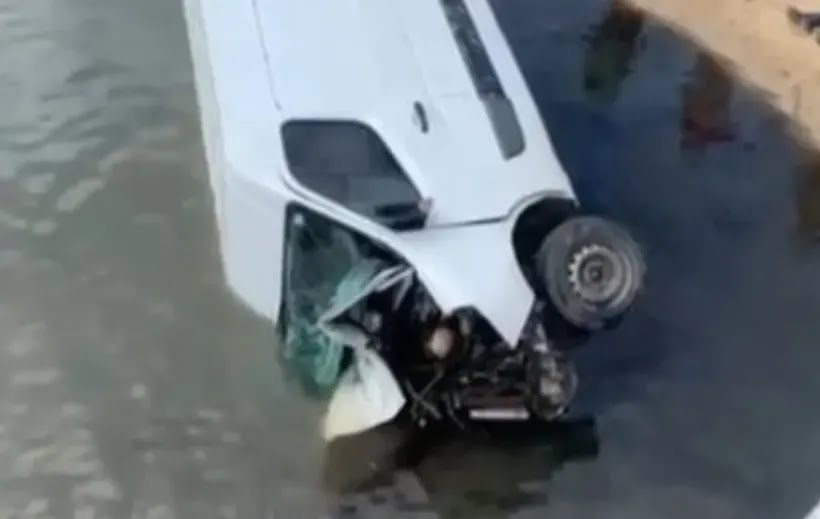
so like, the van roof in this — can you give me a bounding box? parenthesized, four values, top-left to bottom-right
(253, 0, 575, 225)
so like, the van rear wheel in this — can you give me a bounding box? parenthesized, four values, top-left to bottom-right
(536, 216, 645, 331)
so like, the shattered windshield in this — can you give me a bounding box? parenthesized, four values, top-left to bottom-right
(279, 208, 401, 396)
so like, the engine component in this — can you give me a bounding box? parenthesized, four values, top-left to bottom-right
(526, 352, 578, 420)
(425, 325, 456, 360)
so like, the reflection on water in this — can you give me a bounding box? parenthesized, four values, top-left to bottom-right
(582, 0, 646, 104)
(680, 52, 736, 150)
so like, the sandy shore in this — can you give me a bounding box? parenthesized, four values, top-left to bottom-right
(627, 0, 820, 148)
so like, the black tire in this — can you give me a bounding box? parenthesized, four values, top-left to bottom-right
(535, 216, 645, 331)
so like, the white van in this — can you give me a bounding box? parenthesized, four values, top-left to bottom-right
(182, 0, 645, 439)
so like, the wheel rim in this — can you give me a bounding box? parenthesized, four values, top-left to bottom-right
(538, 215, 646, 329)
(568, 244, 626, 304)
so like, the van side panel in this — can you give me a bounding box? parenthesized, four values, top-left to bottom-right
(183, 0, 289, 321)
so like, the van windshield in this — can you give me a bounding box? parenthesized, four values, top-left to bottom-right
(282, 120, 427, 231)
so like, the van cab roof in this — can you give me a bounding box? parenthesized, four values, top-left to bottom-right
(254, 0, 575, 225)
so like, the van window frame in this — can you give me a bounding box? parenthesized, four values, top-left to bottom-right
(280, 119, 427, 231)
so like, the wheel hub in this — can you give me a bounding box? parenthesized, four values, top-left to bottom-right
(568, 244, 625, 304)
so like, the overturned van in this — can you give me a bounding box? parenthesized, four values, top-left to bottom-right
(182, 0, 646, 439)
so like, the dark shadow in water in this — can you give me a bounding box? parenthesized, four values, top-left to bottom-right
(582, 0, 647, 105)
(322, 418, 599, 518)
(680, 52, 737, 150)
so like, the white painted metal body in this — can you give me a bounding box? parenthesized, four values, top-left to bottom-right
(181, 0, 577, 348)
(805, 499, 820, 519)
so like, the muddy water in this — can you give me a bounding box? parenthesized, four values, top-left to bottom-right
(0, 0, 327, 517)
(2, 0, 820, 517)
